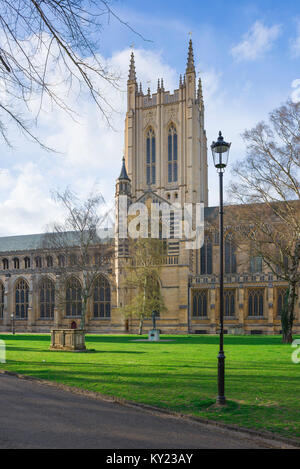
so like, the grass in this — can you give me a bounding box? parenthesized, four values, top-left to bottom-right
(0, 333, 300, 440)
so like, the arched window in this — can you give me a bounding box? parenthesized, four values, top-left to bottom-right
(13, 257, 20, 269)
(225, 235, 236, 274)
(199, 236, 213, 275)
(46, 256, 53, 268)
(66, 277, 82, 317)
(192, 290, 208, 317)
(15, 279, 29, 319)
(224, 289, 235, 317)
(93, 275, 111, 318)
(277, 287, 288, 317)
(0, 282, 4, 318)
(250, 256, 262, 273)
(146, 128, 156, 185)
(35, 256, 42, 268)
(39, 277, 55, 319)
(58, 255, 65, 267)
(168, 124, 178, 183)
(248, 289, 264, 317)
(2, 258, 9, 270)
(69, 254, 77, 266)
(24, 257, 31, 269)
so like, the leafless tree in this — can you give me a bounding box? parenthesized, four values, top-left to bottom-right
(121, 237, 167, 335)
(43, 188, 114, 330)
(0, 0, 148, 148)
(229, 100, 300, 343)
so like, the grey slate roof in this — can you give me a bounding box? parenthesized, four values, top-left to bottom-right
(0, 227, 114, 254)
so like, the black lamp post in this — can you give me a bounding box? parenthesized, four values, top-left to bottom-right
(11, 313, 15, 335)
(211, 131, 231, 405)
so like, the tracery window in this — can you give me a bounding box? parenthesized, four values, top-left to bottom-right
(250, 256, 262, 273)
(225, 235, 236, 274)
(2, 258, 9, 270)
(224, 289, 235, 317)
(248, 288, 264, 317)
(198, 236, 213, 275)
(35, 256, 42, 268)
(39, 277, 55, 319)
(146, 128, 156, 185)
(13, 257, 20, 269)
(24, 257, 31, 269)
(58, 255, 65, 267)
(168, 124, 178, 183)
(66, 277, 82, 317)
(93, 275, 111, 318)
(15, 279, 29, 319)
(277, 287, 288, 317)
(46, 256, 53, 268)
(192, 290, 208, 317)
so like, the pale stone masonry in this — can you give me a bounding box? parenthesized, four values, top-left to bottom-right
(0, 41, 298, 334)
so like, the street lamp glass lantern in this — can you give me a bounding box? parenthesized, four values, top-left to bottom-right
(211, 131, 231, 170)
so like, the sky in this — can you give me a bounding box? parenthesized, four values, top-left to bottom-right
(0, 0, 300, 236)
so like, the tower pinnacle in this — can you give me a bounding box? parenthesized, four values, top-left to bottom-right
(186, 39, 195, 73)
(128, 52, 136, 83)
(118, 156, 130, 181)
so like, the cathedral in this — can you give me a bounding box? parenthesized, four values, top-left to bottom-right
(0, 41, 298, 335)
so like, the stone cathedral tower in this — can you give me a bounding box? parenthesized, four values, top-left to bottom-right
(124, 39, 208, 207)
(114, 41, 209, 333)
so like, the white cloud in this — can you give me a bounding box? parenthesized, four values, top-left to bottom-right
(290, 21, 300, 58)
(231, 21, 281, 61)
(0, 46, 177, 236)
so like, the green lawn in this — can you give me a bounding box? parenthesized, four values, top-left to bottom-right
(1, 333, 300, 440)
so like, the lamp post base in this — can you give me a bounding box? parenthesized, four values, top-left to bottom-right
(216, 395, 226, 405)
(217, 351, 226, 405)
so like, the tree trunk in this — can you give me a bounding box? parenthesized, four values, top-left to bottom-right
(80, 297, 87, 331)
(138, 315, 144, 335)
(282, 283, 296, 344)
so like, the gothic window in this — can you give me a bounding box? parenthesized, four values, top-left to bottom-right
(146, 128, 156, 185)
(69, 254, 77, 266)
(66, 277, 82, 317)
(93, 275, 111, 318)
(46, 256, 53, 268)
(13, 258, 20, 269)
(168, 124, 178, 183)
(15, 279, 29, 319)
(277, 287, 288, 317)
(35, 256, 42, 268)
(199, 236, 213, 275)
(248, 288, 264, 317)
(192, 290, 208, 317)
(0, 282, 4, 318)
(225, 235, 236, 274)
(224, 289, 235, 317)
(2, 258, 9, 270)
(24, 257, 31, 269)
(250, 256, 262, 273)
(39, 277, 55, 319)
(58, 254, 65, 267)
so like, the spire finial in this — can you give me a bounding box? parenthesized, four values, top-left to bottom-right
(161, 78, 164, 91)
(197, 77, 203, 102)
(128, 51, 136, 83)
(118, 156, 130, 181)
(186, 38, 195, 73)
(157, 78, 160, 91)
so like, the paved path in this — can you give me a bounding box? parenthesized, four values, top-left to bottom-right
(0, 374, 290, 449)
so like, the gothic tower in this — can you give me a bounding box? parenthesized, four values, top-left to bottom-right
(124, 40, 208, 207)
